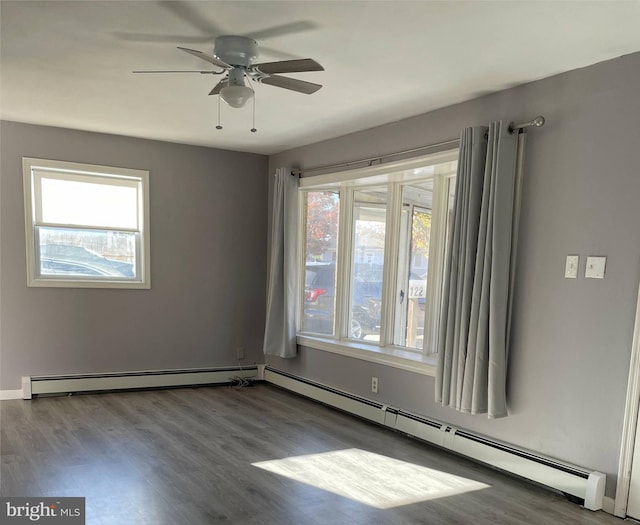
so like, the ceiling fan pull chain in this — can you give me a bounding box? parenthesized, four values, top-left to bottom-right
(216, 94, 223, 130)
(251, 88, 257, 133)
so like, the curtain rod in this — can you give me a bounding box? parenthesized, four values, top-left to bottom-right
(509, 115, 545, 133)
(291, 115, 545, 177)
(291, 138, 459, 177)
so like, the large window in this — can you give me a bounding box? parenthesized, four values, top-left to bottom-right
(23, 158, 150, 288)
(297, 151, 457, 365)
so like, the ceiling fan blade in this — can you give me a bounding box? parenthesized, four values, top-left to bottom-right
(133, 70, 217, 74)
(254, 58, 324, 75)
(113, 32, 213, 44)
(260, 75, 322, 94)
(246, 21, 318, 41)
(177, 47, 231, 69)
(258, 45, 300, 61)
(162, 1, 223, 36)
(208, 80, 229, 96)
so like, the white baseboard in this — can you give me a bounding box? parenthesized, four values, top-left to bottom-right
(0, 389, 24, 400)
(24, 366, 259, 396)
(264, 366, 605, 511)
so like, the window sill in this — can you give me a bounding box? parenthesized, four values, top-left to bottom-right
(27, 277, 150, 289)
(296, 335, 436, 377)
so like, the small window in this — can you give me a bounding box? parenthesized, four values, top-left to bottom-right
(23, 158, 150, 288)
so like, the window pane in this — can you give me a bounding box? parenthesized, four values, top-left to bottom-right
(350, 188, 387, 341)
(301, 191, 339, 335)
(394, 183, 432, 350)
(38, 226, 137, 279)
(40, 176, 138, 229)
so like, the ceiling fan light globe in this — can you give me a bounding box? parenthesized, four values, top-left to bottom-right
(220, 85, 254, 108)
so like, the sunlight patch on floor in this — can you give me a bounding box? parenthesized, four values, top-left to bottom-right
(252, 448, 490, 509)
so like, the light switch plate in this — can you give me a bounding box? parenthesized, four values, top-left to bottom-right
(585, 256, 606, 279)
(565, 255, 579, 279)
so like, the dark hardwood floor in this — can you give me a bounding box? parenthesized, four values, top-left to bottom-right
(0, 384, 627, 524)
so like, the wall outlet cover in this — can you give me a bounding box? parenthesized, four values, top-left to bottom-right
(565, 255, 579, 279)
(585, 256, 606, 279)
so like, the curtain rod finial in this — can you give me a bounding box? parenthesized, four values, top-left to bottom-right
(509, 115, 546, 134)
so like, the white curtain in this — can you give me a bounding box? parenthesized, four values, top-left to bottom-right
(263, 168, 298, 358)
(435, 121, 523, 418)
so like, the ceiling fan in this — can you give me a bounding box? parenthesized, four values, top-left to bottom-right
(134, 35, 325, 109)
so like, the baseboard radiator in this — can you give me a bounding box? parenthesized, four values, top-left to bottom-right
(22, 366, 259, 398)
(264, 366, 606, 511)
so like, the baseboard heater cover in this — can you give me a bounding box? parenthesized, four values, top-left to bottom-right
(264, 366, 605, 511)
(25, 366, 258, 397)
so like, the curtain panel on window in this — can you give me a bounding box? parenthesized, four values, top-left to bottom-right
(263, 168, 298, 358)
(435, 122, 523, 418)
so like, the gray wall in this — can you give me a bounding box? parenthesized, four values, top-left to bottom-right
(268, 52, 640, 496)
(1, 122, 268, 389)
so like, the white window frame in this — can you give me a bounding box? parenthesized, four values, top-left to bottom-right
(296, 150, 458, 375)
(23, 157, 151, 289)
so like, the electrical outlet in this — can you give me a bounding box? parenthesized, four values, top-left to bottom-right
(236, 347, 245, 360)
(371, 377, 379, 394)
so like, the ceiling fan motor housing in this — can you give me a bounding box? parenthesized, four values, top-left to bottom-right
(214, 36, 258, 67)
(227, 68, 247, 87)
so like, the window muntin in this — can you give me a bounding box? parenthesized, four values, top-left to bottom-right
(23, 158, 150, 289)
(297, 150, 457, 360)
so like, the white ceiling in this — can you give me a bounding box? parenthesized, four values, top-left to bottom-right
(2, 1, 640, 155)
